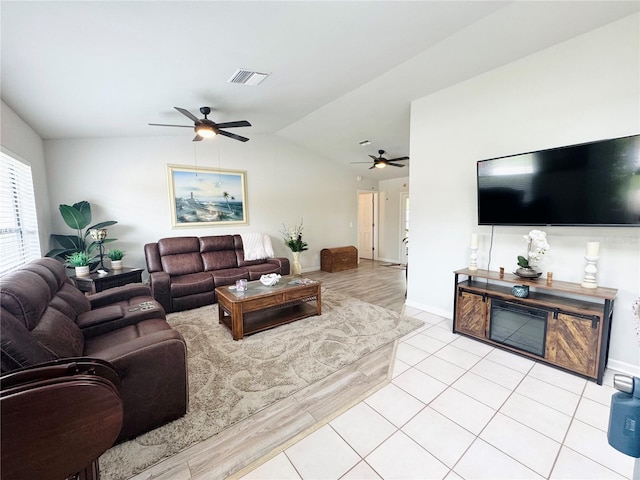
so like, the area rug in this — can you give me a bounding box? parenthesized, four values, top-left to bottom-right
(99, 288, 423, 480)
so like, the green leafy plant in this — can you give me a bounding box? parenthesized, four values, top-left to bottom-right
(107, 249, 125, 261)
(46, 201, 117, 268)
(281, 219, 309, 252)
(65, 251, 91, 267)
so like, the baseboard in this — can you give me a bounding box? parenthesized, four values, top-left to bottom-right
(607, 358, 640, 377)
(404, 300, 452, 320)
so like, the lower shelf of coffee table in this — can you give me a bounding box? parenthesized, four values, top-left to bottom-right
(219, 302, 319, 339)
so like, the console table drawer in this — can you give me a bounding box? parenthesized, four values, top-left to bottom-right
(321, 246, 358, 272)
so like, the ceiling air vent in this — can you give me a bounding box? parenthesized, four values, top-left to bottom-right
(228, 69, 270, 86)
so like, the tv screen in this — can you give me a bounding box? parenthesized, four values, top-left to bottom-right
(477, 134, 640, 226)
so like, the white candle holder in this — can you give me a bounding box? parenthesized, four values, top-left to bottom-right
(469, 246, 478, 271)
(581, 255, 599, 289)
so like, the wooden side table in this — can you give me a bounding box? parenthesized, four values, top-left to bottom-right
(70, 267, 144, 294)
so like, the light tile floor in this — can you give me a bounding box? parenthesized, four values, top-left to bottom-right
(240, 308, 635, 480)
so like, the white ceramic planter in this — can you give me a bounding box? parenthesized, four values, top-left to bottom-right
(75, 265, 90, 277)
(111, 260, 123, 270)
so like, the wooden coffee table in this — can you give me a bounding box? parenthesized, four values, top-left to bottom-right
(215, 277, 322, 340)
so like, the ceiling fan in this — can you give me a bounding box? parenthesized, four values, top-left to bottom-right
(149, 106, 251, 142)
(351, 150, 409, 169)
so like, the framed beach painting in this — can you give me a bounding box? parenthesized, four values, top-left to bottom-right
(167, 164, 248, 227)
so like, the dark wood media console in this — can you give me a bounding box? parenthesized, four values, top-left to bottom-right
(453, 268, 617, 384)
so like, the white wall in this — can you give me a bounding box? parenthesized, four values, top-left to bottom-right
(43, 134, 377, 275)
(377, 176, 409, 263)
(1, 101, 51, 252)
(408, 14, 640, 374)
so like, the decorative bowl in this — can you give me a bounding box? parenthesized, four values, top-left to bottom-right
(514, 267, 542, 279)
(512, 285, 530, 298)
(260, 273, 281, 286)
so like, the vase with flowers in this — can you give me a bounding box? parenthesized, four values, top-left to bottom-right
(515, 229, 550, 278)
(281, 219, 308, 275)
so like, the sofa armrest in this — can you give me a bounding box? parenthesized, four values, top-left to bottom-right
(148, 271, 172, 313)
(77, 305, 125, 331)
(88, 283, 153, 308)
(266, 257, 290, 275)
(90, 328, 188, 441)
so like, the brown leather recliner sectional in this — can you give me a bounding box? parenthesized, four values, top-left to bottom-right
(144, 235, 290, 313)
(0, 258, 188, 442)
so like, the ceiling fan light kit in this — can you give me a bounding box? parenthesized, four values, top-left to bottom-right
(195, 125, 216, 138)
(149, 106, 251, 142)
(351, 149, 409, 170)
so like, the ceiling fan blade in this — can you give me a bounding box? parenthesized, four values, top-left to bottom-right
(174, 107, 200, 123)
(388, 163, 405, 167)
(368, 155, 378, 161)
(388, 156, 409, 162)
(369, 165, 376, 170)
(192, 134, 203, 142)
(148, 123, 193, 128)
(218, 130, 250, 142)
(350, 161, 375, 164)
(215, 120, 251, 129)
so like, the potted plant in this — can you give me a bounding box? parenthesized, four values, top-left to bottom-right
(515, 230, 550, 278)
(281, 219, 309, 275)
(66, 251, 91, 277)
(107, 249, 125, 269)
(46, 200, 117, 271)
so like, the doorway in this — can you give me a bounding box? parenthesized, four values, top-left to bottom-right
(357, 191, 378, 260)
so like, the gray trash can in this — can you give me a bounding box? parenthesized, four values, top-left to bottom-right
(608, 374, 640, 479)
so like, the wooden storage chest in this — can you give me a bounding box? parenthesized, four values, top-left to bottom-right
(320, 246, 358, 273)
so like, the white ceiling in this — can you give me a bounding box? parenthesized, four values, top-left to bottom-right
(2, 1, 638, 180)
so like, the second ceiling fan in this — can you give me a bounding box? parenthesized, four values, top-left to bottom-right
(352, 150, 409, 169)
(149, 106, 251, 142)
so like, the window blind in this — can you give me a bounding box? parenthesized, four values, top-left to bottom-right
(0, 151, 41, 276)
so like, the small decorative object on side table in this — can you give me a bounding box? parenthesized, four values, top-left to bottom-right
(107, 248, 126, 270)
(90, 228, 109, 272)
(70, 267, 143, 294)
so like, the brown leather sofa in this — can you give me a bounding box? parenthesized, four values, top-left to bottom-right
(0, 258, 188, 442)
(144, 235, 290, 312)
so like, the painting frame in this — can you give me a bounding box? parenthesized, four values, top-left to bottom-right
(167, 164, 248, 228)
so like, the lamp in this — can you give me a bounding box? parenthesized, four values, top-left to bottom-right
(195, 124, 217, 138)
(90, 228, 109, 272)
(375, 162, 386, 169)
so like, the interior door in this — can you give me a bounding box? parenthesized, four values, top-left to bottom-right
(358, 192, 376, 260)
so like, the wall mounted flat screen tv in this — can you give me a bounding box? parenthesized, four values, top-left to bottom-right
(477, 134, 640, 226)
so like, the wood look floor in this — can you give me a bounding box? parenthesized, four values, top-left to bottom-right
(128, 260, 407, 480)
